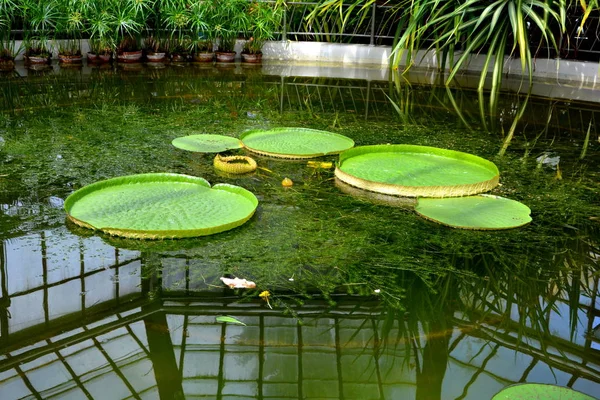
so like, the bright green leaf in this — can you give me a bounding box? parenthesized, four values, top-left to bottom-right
(240, 127, 354, 159)
(216, 316, 247, 326)
(64, 173, 258, 239)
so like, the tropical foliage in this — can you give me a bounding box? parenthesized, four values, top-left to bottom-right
(310, 0, 599, 90)
(0, 0, 283, 57)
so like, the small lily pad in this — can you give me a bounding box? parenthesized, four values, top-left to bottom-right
(415, 194, 532, 230)
(492, 383, 595, 399)
(172, 134, 243, 153)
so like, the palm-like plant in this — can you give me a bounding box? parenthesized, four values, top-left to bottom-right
(21, 0, 60, 59)
(55, 0, 87, 58)
(244, 1, 283, 55)
(189, 0, 214, 54)
(313, 0, 569, 92)
(0, 0, 19, 65)
(85, 0, 115, 57)
(213, 0, 250, 53)
(108, 0, 146, 53)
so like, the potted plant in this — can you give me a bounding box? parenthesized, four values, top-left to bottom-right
(144, 36, 168, 63)
(189, 1, 215, 62)
(192, 38, 215, 62)
(21, 0, 59, 65)
(55, 1, 86, 64)
(0, 1, 20, 70)
(56, 39, 82, 64)
(85, 1, 114, 63)
(23, 38, 52, 65)
(88, 37, 114, 63)
(117, 35, 143, 62)
(168, 37, 192, 62)
(0, 33, 21, 71)
(213, 0, 249, 62)
(109, 1, 145, 63)
(242, 1, 282, 63)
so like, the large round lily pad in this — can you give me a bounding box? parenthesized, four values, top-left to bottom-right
(172, 134, 243, 153)
(492, 383, 595, 399)
(64, 173, 258, 239)
(415, 194, 532, 230)
(240, 127, 355, 159)
(335, 144, 499, 197)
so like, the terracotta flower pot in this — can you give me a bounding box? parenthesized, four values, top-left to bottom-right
(216, 51, 236, 63)
(146, 52, 166, 62)
(98, 54, 112, 63)
(241, 52, 262, 63)
(193, 52, 214, 63)
(25, 55, 51, 65)
(117, 50, 143, 63)
(87, 52, 98, 62)
(59, 54, 83, 64)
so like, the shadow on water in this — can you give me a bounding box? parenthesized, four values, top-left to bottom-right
(0, 61, 599, 399)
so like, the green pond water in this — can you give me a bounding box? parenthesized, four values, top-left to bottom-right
(0, 62, 599, 400)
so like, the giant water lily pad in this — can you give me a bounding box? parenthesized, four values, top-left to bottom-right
(492, 383, 595, 399)
(240, 127, 355, 158)
(415, 194, 532, 230)
(335, 144, 499, 197)
(172, 134, 243, 153)
(64, 173, 258, 239)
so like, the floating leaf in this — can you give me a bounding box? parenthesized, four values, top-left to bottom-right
(240, 127, 354, 159)
(172, 134, 243, 153)
(492, 383, 595, 400)
(415, 194, 532, 230)
(64, 173, 258, 239)
(335, 144, 499, 197)
(215, 316, 246, 326)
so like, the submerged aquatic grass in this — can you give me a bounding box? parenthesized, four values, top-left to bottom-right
(0, 69, 598, 399)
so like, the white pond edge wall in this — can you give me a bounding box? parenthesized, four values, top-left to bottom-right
(262, 41, 600, 89)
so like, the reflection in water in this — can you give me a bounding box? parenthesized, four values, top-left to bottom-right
(0, 61, 599, 399)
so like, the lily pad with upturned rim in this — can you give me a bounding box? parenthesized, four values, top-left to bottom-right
(415, 194, 532, 230)
(64, 173, 258, 239)
(335, 144, 500, 197)
(491, 383, 595, 399)
(240, 127, 355, 159)
(172, 134, 243, 153)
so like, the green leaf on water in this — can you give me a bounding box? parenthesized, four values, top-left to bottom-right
(240, 127, 354, 159)
(415, 194, 532, 230)
(335, 144, 499, 198)
(64, 173, 258, 239)
(216, 316, 246, 326)
(492, 383, 595, 400)
(172, 134, 243, 153)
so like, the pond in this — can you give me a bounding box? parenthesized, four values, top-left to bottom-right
(0, 61, 599, 400)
